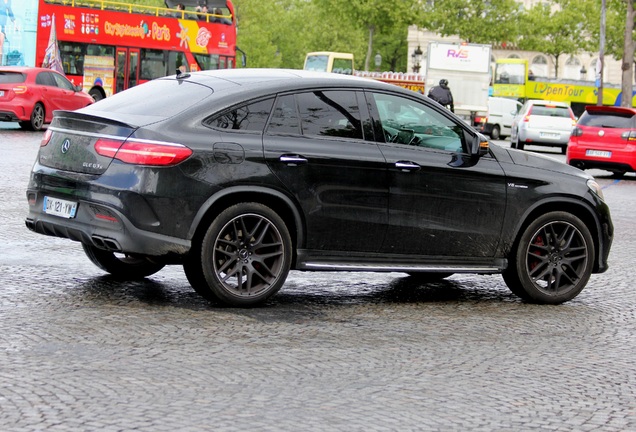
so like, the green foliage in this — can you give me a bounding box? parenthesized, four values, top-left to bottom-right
(422, 0, 521, 44)
(515, 0, 598, 77)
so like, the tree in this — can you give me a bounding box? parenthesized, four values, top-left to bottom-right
(318, 0, 422, 71)
(517, 0, 597, 78)
(423, 0, 521, 45)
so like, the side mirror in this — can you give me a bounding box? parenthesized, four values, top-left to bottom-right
(470, 133, 489, 157)
(75, 84, 83, 92)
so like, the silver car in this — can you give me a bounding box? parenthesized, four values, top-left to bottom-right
(510, 99, 576, 154)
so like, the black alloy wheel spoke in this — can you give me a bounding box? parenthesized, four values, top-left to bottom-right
(527, 221, 588, 294)
(213, 214, 285, 297)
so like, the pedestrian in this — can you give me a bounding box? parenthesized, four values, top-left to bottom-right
(427, 79, 454, 112)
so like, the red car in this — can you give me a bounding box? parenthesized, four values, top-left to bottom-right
(567, 105, 636, 178)
(0, 66, 94, 131)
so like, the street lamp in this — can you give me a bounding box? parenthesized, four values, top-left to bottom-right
(412, 45, 423, 73)
(374, 52, 382, 72)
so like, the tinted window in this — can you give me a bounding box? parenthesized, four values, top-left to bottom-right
(297, 90, 363, 139)
(578, 111, 635, 128)
(371, 92, 463, 152)
(531, 105, 572, 118)
(51, 73, 75, 91)
(86, 79, 212, 117)
(35, 72, 56, 87)
(0, 72, 26, 83)
(267, 94, 301, 135)
(205, 98, 274, 132)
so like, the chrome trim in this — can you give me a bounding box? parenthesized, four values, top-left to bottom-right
(304, 263, 501, 273)
(47, 126, 184, 147)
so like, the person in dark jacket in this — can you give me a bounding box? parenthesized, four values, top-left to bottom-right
(428, 79, 454, 112)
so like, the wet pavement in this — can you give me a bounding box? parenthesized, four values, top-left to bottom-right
(1, 125, 635, 431)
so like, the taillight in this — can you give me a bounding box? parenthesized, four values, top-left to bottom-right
(571, 127, 582, 137)
(41, 128, 53, 146)
(95, 138, 192, 166)
(620, 130, 636, 141)
(13, 85, 27, 94)
(523, 107, 532, 122)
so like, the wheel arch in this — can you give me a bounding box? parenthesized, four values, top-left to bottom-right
(187, 186, 304, 263)
(507, 198, 604, 272)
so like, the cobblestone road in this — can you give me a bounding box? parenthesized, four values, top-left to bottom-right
(1, 125, 635, 431)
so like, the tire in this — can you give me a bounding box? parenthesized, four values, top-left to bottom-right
(82, 243, 165, 279)
(490, 125, 501, 140)
(407, 272, 453, 282)
(183, 242, 217, 302)
(502, 212, 594, 304)
(19, 103, 45, 131)
(516, 137, 525, 150)
(199, 203, 292, 307)
(561, 145, 567, 155)
(89, 88, 104, 102)
(610, 170, 626, 179)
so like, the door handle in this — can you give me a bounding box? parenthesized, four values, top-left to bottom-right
(394, 161, 421, 171)
(279, 155, 308, 165)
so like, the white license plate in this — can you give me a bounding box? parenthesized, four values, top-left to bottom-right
(586, 149, 612, 158)
(43, 196, 78, 219)
(540, 132, 559, 139)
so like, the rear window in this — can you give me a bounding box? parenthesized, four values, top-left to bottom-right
(0, 72, 26, 84)
(578, 111, 635, 128)
(85, 79, 213, 117)
(531, 105, 572, 118)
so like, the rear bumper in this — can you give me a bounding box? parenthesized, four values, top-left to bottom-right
(0, 110, 23, 122)
(519, 128, 571, 145)
(567, 145, 636, 172)
(25, 189, 191, 257)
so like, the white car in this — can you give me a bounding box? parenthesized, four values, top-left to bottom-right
(510, 99, 576, 154)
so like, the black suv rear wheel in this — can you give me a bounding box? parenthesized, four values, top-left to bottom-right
(197, 203, 292, 307)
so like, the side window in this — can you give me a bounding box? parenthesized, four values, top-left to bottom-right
(204, 98, 274, 132)
(370, 92, 463, 152)
(297, 90, 363, 139)
(267, 94, 301, 135)
(51, 73, 75, 91)
(35, 72, 55, 87)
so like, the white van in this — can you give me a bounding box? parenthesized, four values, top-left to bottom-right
(476, 97, 522, 140)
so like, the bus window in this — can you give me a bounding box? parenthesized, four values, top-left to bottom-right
(193, 53, 221, 70)
(304, 55, 329, 72)
(141, 49, 169, 80)
(495, 63, 526, 85)
(332, 58, 353, 75)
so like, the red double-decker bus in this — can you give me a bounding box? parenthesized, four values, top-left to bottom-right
(35, 0, 237, 100)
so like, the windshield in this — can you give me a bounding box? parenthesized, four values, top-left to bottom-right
(304, 55, 329, 72)
(495, 63, 526, 85)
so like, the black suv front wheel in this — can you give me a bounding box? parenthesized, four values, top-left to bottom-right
(503, 211, 594, 304)
(197, 203, 292, 307)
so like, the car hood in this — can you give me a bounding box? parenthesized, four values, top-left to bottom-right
(505, 147, 590, 179)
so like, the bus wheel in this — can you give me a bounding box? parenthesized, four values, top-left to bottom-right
(89, 88, 104, 102)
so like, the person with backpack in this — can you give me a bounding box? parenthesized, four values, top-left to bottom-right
(428, 79, 454, 113)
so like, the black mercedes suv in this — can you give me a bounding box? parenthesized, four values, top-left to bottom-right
(26, 69, 613, 306)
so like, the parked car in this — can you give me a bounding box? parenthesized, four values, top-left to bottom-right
(25, 69, 613, 307)
(0, 66, 94, 131)
(567, 105, 636, 178)
(475, 97, 522, 140)
(510, 99, 576, 154)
